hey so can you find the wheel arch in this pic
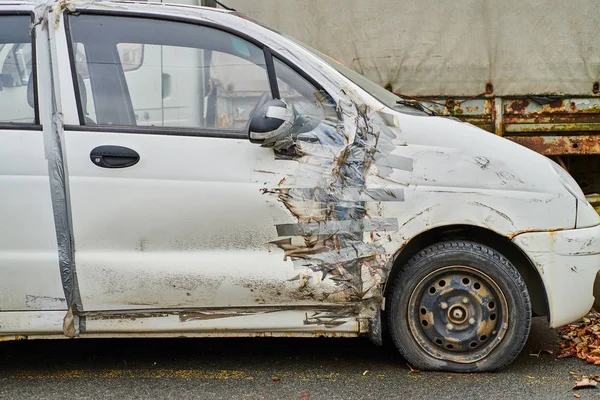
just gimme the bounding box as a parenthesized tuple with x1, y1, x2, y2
(383, 225, 549, 318)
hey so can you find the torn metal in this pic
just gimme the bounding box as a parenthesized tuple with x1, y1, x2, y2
(258, 88, 411, 330)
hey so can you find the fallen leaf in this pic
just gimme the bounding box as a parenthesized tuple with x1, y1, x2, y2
(558, 312, 600, 365)
(573, 378, 598, 390)
(527, 376, 535, 379)
(272, 376, 281, 382)
(406, 363, 420, 374)
(363, 370, 369, 376)
(299, 394, 311, 399)
(573, 394, 581, 398)
(529, 349, 552, 358)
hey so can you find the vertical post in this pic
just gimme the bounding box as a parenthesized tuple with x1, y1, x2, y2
(494, 96, 503, 136)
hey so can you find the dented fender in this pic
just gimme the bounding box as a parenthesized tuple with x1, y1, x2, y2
(512, 224, 600, 328)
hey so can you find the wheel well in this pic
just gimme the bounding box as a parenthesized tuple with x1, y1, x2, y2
(384, 225, 549, 317)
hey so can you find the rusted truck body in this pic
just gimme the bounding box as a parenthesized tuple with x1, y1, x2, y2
(213, 0, 600, 213)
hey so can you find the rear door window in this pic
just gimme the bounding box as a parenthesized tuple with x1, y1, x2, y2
(0, 15, 36, 125)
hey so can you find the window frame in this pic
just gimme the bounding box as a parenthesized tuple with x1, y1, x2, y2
(63, 10, 327, 139)
(0, 11, 41, 131)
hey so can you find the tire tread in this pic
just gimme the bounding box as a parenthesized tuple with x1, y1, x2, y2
(386, 240, 532, 372)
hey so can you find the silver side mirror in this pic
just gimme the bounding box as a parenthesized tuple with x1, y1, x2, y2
(248, 96, 293, 143)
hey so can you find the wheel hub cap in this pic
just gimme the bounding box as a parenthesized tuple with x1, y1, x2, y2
(407, 266, 509, 363)
(448, 304, 468, 324)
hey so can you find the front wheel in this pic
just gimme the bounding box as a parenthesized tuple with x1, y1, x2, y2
(387, 240, 531, 372)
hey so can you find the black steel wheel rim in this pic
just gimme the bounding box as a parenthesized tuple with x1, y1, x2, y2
(407, 265, 509, 363)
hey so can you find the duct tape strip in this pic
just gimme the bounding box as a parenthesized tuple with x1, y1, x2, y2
(276, 218, 399, 237)
(374, 154, 414, 172)
(290, 242, 385, 268)
(269, 187, 405, 202)
(35, 0, 82, 337)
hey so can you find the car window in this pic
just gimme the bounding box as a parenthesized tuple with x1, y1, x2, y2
(72, 43, 97, 123)
(0, 16, 36, 124)
(273, 57, 325, 124)
(68, 14, 272, 131)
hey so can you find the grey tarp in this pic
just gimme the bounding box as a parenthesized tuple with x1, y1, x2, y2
(225, 0, 600, 97)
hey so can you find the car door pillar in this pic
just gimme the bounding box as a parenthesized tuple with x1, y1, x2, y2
(34, 0, 82, 337)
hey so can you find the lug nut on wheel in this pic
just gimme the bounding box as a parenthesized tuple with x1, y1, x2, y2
(469, 317, 475, 325)
(462, 297, 469, 304)
(440, 302, 448, 310)
(446, 323, 454, 331)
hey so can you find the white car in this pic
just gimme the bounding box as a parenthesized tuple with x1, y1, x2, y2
(0, 0, 599, 372)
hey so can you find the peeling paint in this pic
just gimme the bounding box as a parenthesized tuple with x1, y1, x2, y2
(25, 295, 66, 309)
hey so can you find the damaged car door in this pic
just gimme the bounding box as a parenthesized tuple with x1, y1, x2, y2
(0, 13, 68, 318)
(62, 13, 357, 332)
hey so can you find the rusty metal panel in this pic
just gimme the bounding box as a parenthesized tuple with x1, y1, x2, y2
(414, 96, 600, 155)
(505, 135, 600, 155)
(588, 194, 600, 214)
(503, 98, 600, 137)
(411, 98, 495, 133)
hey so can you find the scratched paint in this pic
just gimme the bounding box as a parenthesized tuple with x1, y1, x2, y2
(4, 0, 596, 344)
(255, 90, 410, 330)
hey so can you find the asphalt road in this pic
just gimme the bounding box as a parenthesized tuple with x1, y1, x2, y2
(0, 317, 597, 400)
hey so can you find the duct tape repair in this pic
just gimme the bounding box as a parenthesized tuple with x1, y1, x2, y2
(34, 0, 83, 338)
(256, 88, 412, 340)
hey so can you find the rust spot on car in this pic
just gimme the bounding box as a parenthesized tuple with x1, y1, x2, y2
(548, 99, 564, 109)
(508, 227, 564, 240)
(0, 335, 28, 341)
(508, 99, 529, 114)
(92, 312, 171, 321)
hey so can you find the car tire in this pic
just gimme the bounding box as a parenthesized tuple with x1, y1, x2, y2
(386, 240, 531, 372)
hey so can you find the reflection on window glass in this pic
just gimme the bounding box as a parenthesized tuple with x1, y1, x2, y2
(0, 16, 35, 124)
(73, 43, 97, 123)
(121, 44, 270, 129)
(273, 57, 324, 123)
(69, 15, 272, 130)
(117, 43, 144, 72)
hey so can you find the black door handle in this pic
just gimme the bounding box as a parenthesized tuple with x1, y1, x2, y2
(90, 145, 140, 169)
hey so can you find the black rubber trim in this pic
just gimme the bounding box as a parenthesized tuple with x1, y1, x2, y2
(66, 9, 268, 50)
(64, 124, 247, 139)
(0, 123, 42, 131)
(63, 14, 85, 126)
(0, 10, 32, 16)
(264, 47, 280, 100)
(30, 13, 39, 125)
